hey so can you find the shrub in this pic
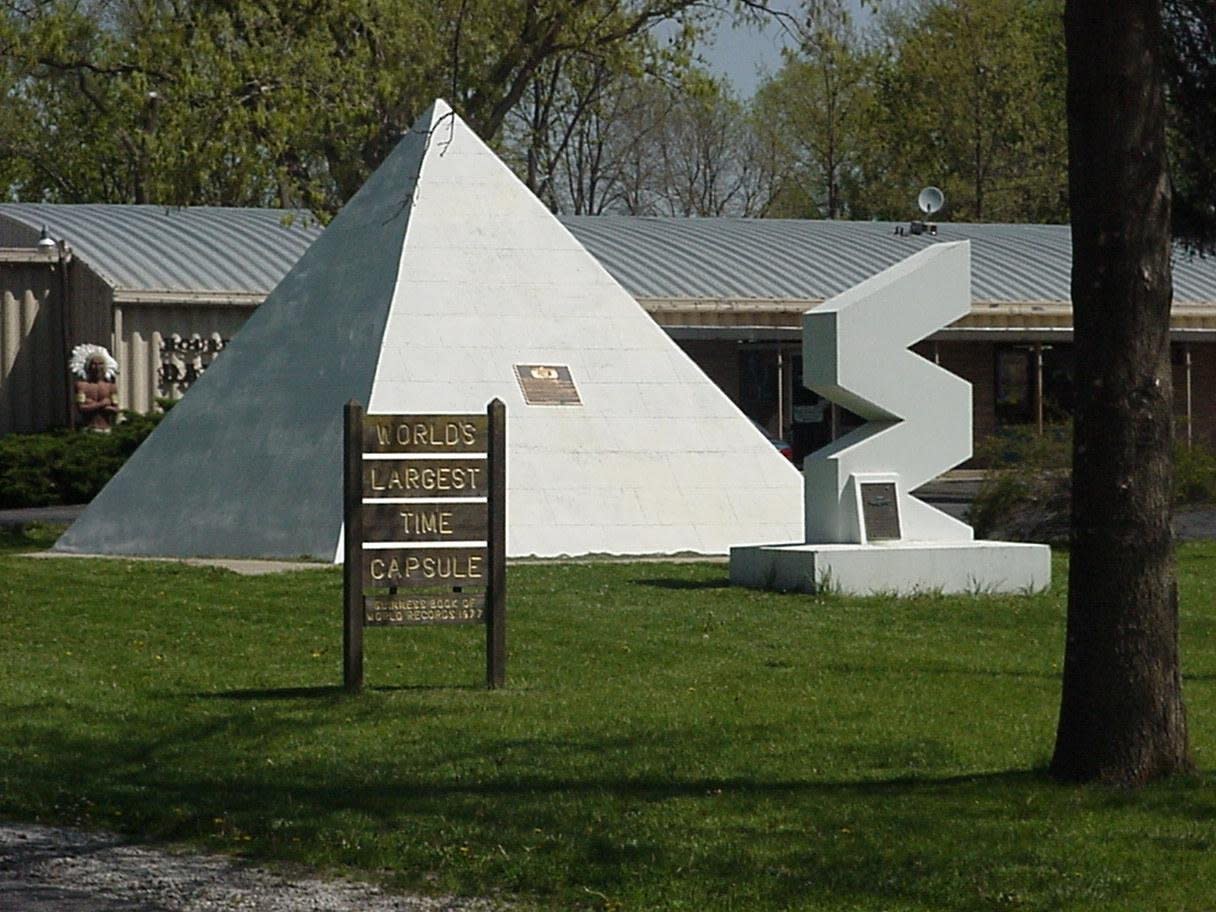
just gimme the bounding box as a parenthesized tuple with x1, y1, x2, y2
(0, 411, 165, 508)
(969, 423, 1216, 543)
(969, 425, 1072, 544)
(1174, 441, 1216, 504)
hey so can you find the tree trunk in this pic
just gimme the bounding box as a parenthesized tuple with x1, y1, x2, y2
(1051, 0, 1191, 785)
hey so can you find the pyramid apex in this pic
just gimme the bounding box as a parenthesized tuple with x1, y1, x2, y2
(415, 98, 456, 131)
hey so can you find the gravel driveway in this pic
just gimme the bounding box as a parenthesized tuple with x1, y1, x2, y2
(0, 823, 501, 912)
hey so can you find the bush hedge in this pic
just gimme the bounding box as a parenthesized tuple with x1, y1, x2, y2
(969, 425, 1072, 544)
(970, 422, 1216, 543)
(0, 411, 164, 508)
(1175, 441, 1216, 504)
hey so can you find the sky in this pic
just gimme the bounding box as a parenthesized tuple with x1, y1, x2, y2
(696, 0, 801, 97)
(691, 1, 873, 97)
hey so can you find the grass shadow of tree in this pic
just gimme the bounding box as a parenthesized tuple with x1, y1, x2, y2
(5, 710, 1208, 911)
(632, 578, 732, 590)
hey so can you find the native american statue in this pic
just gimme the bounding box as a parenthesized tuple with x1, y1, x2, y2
(69, 343, 120, 432)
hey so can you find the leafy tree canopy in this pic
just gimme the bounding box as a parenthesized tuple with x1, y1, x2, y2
(1164, 0, 1216, 251)
(0, 0, 709, 214)
(755, 0, 1068, 223)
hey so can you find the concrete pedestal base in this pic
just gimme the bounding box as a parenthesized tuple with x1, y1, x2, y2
(729, 540, 1051, 595)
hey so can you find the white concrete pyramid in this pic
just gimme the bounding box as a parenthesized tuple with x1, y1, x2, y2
(55, 101, 803, 560)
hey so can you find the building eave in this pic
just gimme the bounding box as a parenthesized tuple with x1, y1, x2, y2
(112, 289, 266, 306)
(0, 247, 63, 264)
(640, 296, 1216, 336)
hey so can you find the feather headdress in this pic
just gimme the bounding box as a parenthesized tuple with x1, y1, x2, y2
(69, 343, 119, 381)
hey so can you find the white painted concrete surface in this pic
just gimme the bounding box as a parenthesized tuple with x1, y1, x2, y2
(804, 242, 974, 544)
(55, 101, 803, 561)
(730, 242, 1051, 596)
(729, 540, 1051, 595)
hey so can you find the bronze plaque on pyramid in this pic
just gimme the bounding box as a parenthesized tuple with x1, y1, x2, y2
(514, 364, 581, 406)
(860, 482, 901, 541)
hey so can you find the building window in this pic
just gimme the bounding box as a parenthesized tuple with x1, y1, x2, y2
(995, 347, 1033, 424)
(1041, 345, 1074, 422)
(739, 346, 778, 428)
(994, 344, 1074, 426)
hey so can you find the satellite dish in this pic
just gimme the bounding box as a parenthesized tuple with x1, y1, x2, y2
(917, 186, 945, 216)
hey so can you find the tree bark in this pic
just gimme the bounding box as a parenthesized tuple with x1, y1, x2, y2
(1051, 0, 1191, 784)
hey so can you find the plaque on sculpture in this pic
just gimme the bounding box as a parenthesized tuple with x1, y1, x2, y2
(514, 364, 581, 406)
(860, 483, 901, 541)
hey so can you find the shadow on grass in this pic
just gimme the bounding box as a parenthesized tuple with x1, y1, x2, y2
(632, 577, 732, 591)
(0, 524, 64, 555)
(193, 685, 347, 700)
(819, 661, 1062, 681)
(193, 684, 483, 701)
(0, 710, 1144, 912)
(5, 708, 1213, 912)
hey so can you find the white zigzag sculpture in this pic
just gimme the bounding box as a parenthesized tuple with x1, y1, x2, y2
(803, 241, 973, 543)
(730, 240, 1052, 595)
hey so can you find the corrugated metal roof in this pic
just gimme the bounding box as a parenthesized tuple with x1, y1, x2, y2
(0, 203, 323, 295)
(3, 203, 1215, 305)
(560, 216, 1216, 305)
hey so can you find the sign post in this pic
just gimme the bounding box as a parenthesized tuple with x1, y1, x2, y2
(487, 398, 507, 688)
(343, 401, 364, 692)
(343, 400, 506, 692)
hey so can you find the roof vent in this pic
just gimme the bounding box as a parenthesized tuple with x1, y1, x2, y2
(894, 221, 938, 237)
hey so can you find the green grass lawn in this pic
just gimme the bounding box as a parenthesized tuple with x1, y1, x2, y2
(2, 526, 1215, 910)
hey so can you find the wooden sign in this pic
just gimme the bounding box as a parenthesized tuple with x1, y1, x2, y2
(362, 415, 488, 453)
(364, 593, 486, 626)
(361, 502, 489, 543)
(343, 400, 506, 692)
(362, 548, 487, 587)
(362, 459, 488, 498)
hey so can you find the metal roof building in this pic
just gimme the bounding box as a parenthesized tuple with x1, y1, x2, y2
(570, 216, 1085, 302)
(0, 204, 321, 302)
(563, 216, 1216, 340)
(7, 202, 1216, 307)
(3, 203, 1216, 447)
